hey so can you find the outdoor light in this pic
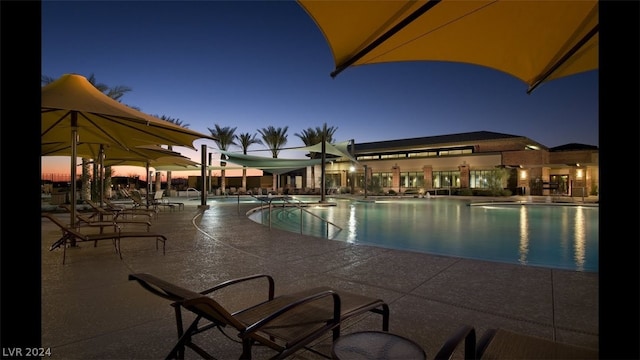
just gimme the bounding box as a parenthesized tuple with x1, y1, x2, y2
(349, 165, 355, 172)
(576, 169, 584, 179)
(520, 170, 528, 180)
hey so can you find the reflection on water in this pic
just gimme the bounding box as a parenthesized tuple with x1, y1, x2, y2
(574, 207, 586, 271)
(249, 198, 598, 272)
(346, 203, 357, 243)
(518, 206, 529, 265)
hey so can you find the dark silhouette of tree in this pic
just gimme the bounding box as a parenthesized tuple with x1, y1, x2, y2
(237, 132, 263, 192)
(208, 124, 238, 194)
(257, 126, 289, 192)
(155, 115, 190, 194)
(295, 123, 337, 191)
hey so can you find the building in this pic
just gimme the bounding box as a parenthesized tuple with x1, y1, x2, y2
(315, 131, 598, 197)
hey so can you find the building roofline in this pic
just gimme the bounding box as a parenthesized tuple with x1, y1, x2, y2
(352, 130, 547, 152)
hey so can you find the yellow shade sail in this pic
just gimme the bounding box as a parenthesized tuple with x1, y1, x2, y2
(42, 73, 214, 149)
(297, 0, 598, 93)
(41, 73, 214, 226)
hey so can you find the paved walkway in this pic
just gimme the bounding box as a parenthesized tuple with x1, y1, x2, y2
(41, 197, 598, 359)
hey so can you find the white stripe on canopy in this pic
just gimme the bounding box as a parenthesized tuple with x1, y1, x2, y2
(217, 150, 323, 170)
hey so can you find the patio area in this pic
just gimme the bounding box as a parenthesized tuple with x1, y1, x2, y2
(40, 197, 598, 359)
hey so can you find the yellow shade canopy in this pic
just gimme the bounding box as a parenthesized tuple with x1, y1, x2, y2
(41, 73, 214, 226)
(103, 155, 200, 169)
(42, 73, 214, 149)
(297, 0, 598, 93)
(42, 143, 183, 160)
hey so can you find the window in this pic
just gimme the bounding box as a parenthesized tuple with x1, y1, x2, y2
(400, 172, 424, 188)
(470, 170, 492, 189)
(433, 171, 460, 188)
(380, 154, 402, 159)
(375, 172, 393, 187)
(325, 173, 341, 189)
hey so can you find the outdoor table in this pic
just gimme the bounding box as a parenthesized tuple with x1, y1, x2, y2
(331, 331, 426, 360)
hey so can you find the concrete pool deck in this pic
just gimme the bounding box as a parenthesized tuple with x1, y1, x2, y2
(40, 196, 599, 359)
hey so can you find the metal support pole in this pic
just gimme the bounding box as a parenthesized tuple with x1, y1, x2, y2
(320, 135, 327, 203)
(70, 113, 78, 237)
(208, 152, 213, 193)
(199, 144, 209, 209)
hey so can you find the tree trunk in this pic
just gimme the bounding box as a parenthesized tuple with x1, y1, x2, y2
(104, 167, 113, 200)
(81, 158, 91, 202)
(155, 171, 162, 193)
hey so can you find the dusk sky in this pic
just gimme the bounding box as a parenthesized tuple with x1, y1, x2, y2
(41, 0, 599, 179)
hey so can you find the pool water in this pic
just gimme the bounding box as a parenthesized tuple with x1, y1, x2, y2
(247, 197, 599, 272)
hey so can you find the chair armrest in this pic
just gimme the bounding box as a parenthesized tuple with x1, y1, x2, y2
(239, 289, 341, 337)
(128, 273, 203, 302)
(200, 274, 275, 300)
(433, 325, 477, 360)
(475, 328, 497, 359)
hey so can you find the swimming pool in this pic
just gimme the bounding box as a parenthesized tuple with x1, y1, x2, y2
(245, 197, 598, 272)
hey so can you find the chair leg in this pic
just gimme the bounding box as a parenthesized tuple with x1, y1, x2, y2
(240, 338, 253, 360)
(166, 317, 201, 360)
(172, 304, 186, 359)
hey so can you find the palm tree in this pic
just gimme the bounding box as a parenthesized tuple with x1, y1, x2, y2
(237, 132, 263, 192)
(208, 124, 238, 194)
(156, 115, 190, 195)
(294, 128, 320, 191)
(257, 126, 289, 192)
(42, 74, 135, 202)
(317, 123, 339, 202)
(295, 124, 338, 191)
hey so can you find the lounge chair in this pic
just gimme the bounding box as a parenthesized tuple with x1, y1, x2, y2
(130, 190, 160, 217)
(118, 187, 132, 199)
(150, 190, 184, 211)
(95, 198, 157, 220)
(42, 213, 166, 264)
(58, 204, 117, 233)
(475, 328, 598, 359)
(128, 272, 390, 359)
(433, 325, 598, 359)
(61, 203, 152, 232)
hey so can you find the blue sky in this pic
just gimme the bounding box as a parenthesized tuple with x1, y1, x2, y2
(41, 0, 599, 177)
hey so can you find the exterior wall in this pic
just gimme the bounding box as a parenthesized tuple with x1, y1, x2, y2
(502, 150, 548, 166)
(392, 164, 400, 190)
(423, 166, 433, 189)
(549, 150, 597, 165)
(310, 135, 597, 197)
(459, 164, 469, 188)
(474, 139, 532, 152)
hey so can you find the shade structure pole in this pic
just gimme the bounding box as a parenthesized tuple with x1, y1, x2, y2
(320, 135, 326, 203)
(69, 112, 78, 244)
(99, 145, 105, 208)
(146, 163, 151, 208)
(208, 153, 213, 193)
(201, 143, 207, 207)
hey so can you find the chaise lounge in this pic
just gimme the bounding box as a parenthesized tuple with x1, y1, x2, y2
(42, 213, 166, 264)
(128, 272, 390, 359)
